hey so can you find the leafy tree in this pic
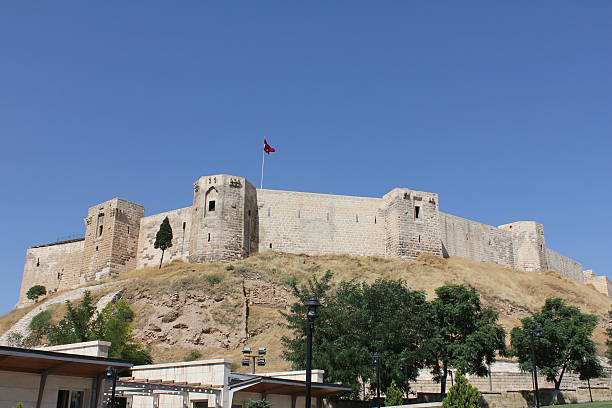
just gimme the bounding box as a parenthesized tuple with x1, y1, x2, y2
(26, 285, 46, 301)
(510, 298, 601, 401)
(384, 380, 403, 406)
(91, 299, 152, 365)
(27, 310, 52, 345)
(441, 369, 481, 408)
(48, 291, 96, 344)
(154, 216, 173, 269)
(47, 290, 152, 365)
(606, 308, 612, 365)
(424, 285, 506, 397)
(5, 310, 53, 348)
(246, 400, 272, 408)
(282, 272, 430, 394)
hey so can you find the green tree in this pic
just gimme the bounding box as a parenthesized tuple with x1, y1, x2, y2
(46, 291, 152, 365)
(27, 310, 52, 345)
(245, 400, 272, 408)
(154, 216, 173, 269)
(424, 285, 506, 397)
(26, 285, 47, 301)
(47, 291, 96, 344)
(281, 272, 430, 394)
(441, 369, 481, 408)
(384, 380, 404, 406)
(510, 298, 601, 401)
(606, 308, 612, 365)
(91, 299, 152, 365)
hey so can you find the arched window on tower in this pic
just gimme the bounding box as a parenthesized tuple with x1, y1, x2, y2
(205, 187, 218, 216)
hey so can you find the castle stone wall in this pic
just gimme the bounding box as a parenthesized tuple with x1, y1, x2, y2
(584, 270, 612, 296)
(18, 239, 85, 306)
(137, 207, 193, 268)
(19, 173, 609, 307)
(546, 248, 584, 282)
(382, 188, 442, 259)
(81, 198, 144, 281)
(257, 189, 385, 257)
(440, 213, 514, 267)
(499, 222, 548, 273)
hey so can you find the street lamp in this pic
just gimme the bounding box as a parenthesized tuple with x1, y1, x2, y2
(241, 346, 267, 374)
(106, 366, 117, 408)
(530, 326, 543, 408)
(305, 296, 321, 408)
(373, 353, 381, 408)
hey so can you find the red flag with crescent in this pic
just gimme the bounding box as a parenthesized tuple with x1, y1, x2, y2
(264, 139, 275, 154)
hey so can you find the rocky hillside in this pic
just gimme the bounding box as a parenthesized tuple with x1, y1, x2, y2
(1, 252, 611, 372)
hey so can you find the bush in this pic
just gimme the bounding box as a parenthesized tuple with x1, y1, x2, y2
(385, 380, 404, 406)
(442, 369, 481, 408)
(246, 400, 272, 408)
(205, 274, 223, 285)
(226, 265, 234, 271)
(26, 285, 46, 301)
(184, 350, 202, 361)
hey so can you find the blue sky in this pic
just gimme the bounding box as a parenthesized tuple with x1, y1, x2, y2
(1, 2, 611, 314)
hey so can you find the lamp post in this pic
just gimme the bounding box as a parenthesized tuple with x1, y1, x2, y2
(241, 346, 267, 374)
(373, 353, 381, 408)
(305, 296, 321, 408)
(530, 327, 543, 408)
(106, 366, 117, 408)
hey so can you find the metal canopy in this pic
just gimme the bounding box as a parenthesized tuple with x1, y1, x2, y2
(229, 375, 351, 397)
(115, 378, 221, 397)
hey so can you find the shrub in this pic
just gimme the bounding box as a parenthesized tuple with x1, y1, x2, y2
(205, 274, 223, 285)
(441, 369, 481, 408)
(226, 265, 235, 271)
(384, 380, 404, 406)
(184, 350, 202, 362)
(26, 285, 46, 301)
(246, 400, 272, 408)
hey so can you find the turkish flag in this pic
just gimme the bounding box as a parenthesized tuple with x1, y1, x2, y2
(264, 139, 275, 154)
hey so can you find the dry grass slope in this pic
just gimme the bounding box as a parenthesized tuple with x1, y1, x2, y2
(1, 251, 609, 373)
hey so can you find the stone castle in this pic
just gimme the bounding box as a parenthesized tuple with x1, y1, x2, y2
(18, 174, 612, 306)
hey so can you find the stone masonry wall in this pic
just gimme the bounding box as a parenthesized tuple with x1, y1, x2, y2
(440, 213, 514, 267)
(257, 189, 385, 257)
(584, 270, 612, 296)
(546, 248, 584, 282)
(81, 198, 145, 281)
(137, 207, 193, 269)
(499, 222, 548, 273)
(382, 188, 442, 259)
(18, 239, 84, 306)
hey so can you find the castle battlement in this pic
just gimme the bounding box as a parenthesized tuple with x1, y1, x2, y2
(17, 174, 611, 306)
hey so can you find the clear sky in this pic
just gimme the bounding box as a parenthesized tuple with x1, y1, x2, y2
(1, 2, 611, 315)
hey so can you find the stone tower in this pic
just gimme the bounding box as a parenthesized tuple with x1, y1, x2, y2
(81, 198, 145, 281)
(499, 221, 548, 272)
(189, 174, 258, 263)
(382, 188, 442, 259)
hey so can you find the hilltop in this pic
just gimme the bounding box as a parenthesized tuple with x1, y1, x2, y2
(1, 252, 610, 372)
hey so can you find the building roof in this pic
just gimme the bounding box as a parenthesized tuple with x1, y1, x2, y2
(229, 374, 352, 397)
(0, 345, 132, 377)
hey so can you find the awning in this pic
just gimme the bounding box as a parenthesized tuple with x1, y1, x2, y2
(0, 345, 132, 377)
(230, 375, 351, 397)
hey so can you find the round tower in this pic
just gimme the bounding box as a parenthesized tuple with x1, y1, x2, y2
(188, 174, 258, 263)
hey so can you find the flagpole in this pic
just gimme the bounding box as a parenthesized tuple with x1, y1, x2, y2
(260, 146, 265, 190)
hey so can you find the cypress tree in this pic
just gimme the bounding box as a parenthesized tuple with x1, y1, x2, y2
(154, 217, 173, 269)
(442, 369, 481, 408)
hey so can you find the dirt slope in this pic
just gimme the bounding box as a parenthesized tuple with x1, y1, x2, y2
(2, 251, 610, 372)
